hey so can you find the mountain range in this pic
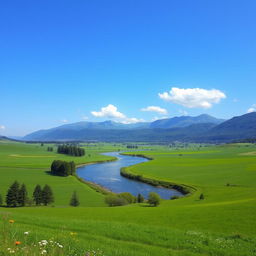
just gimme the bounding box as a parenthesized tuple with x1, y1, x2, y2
(22, 113, 256, 143)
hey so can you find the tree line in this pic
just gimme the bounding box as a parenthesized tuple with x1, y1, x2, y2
(57, 145, 85, 156)
(126, 145, 138, 149)
(1, 181, 54, 207)
(105, 192, 161, 207)
(51, 160, 76, 176)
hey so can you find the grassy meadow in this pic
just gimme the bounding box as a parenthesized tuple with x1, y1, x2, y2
(0, 141, 256, 255)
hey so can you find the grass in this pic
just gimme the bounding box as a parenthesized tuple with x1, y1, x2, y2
(0, 141, 256, 255)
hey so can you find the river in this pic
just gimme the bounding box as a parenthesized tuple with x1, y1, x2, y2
(76, 152, 182, 199)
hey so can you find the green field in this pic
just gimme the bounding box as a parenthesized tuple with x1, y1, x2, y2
(0, 141, 256, 256)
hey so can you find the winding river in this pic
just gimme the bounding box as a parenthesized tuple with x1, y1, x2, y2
(77, 152, 182, 199)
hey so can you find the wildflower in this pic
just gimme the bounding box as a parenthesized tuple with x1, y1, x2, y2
(7, 248, 15, 253)
(56, 242, 63, 248)
(39, 240, 48, 246)
(15, 241, 21, 245)
(41, 249, 47, 254)
(70, 232, 77, 236)
(9, 219, 15, 224)
(24, 231, 29, 235)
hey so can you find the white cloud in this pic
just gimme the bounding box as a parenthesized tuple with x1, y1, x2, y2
(0, 125, 5, 130)
(60, 119, 68, 123)
(120, 117, 145, 124)
(91, 104, 143, 124)
(91, 104, 125, 118)
(159, 87, 226, 109)
(247, 108, 255, 113)
(247, 104, 256, 113)
(141, 106, 168, 115)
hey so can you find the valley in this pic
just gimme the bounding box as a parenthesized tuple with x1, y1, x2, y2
(0, 140, 256, 255)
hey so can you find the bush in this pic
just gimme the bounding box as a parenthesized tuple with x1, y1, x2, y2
(170, 195, 180, 200)
(148, 192, 160, 206)
(105, 194, 128, 207)
(119, 192, 136, 204)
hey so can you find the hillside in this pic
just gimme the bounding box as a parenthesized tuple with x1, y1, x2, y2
(23, 113, 256, 143)
(150, 114, 224, 128)
(23, 114, 221, 141)
(23, 123, 216, 142)
(204, 112, 256, 142)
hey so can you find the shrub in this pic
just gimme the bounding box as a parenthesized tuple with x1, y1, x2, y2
(171, 195, 180, 200)
(105, 194, 128, 207)
(119, 192, 136, 204)
(148, 192, 160, 207)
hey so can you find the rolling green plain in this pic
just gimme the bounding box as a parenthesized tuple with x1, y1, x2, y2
(0, 140, 256, 255)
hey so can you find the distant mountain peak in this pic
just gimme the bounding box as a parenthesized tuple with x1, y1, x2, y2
(150, 114, 225, 129)
(22, 113, 256, 143)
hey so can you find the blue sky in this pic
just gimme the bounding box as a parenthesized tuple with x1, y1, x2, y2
(1, 0, 256, 136)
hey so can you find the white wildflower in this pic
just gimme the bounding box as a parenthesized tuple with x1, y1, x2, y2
(41, 249, 47, 254)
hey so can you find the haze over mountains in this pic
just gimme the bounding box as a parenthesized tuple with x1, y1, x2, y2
(21, 113, 256, 143)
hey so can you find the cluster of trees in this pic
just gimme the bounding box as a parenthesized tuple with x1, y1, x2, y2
(51, 160, 76, 176)
(33, 184, 54, 206)
(47, 146, 53, 151)
(126, 145, 138, 149)
(0, 182, 81, 208)
(57, 145, 85, 157)
(105, 192, 160, 207)
(1, 181, 54, 207)
(234, 138, 256, 143)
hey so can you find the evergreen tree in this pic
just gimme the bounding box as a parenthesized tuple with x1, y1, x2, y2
(6, 181, 20, 207)
(42, 185, 54, 206)
(33, 185, 42, 205)
(0, 194, 3, 206)
(199, 193, 204, 200)
(18, 183, 28, 206)
(137, 193, 144, 203)
(70, 161, 76, 175)
(57, 144, 85, 156)
(70, 191, 80, 207)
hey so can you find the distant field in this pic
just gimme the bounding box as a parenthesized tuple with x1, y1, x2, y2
(0, 141, 256, 256)
(0, 141, 123, 206)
